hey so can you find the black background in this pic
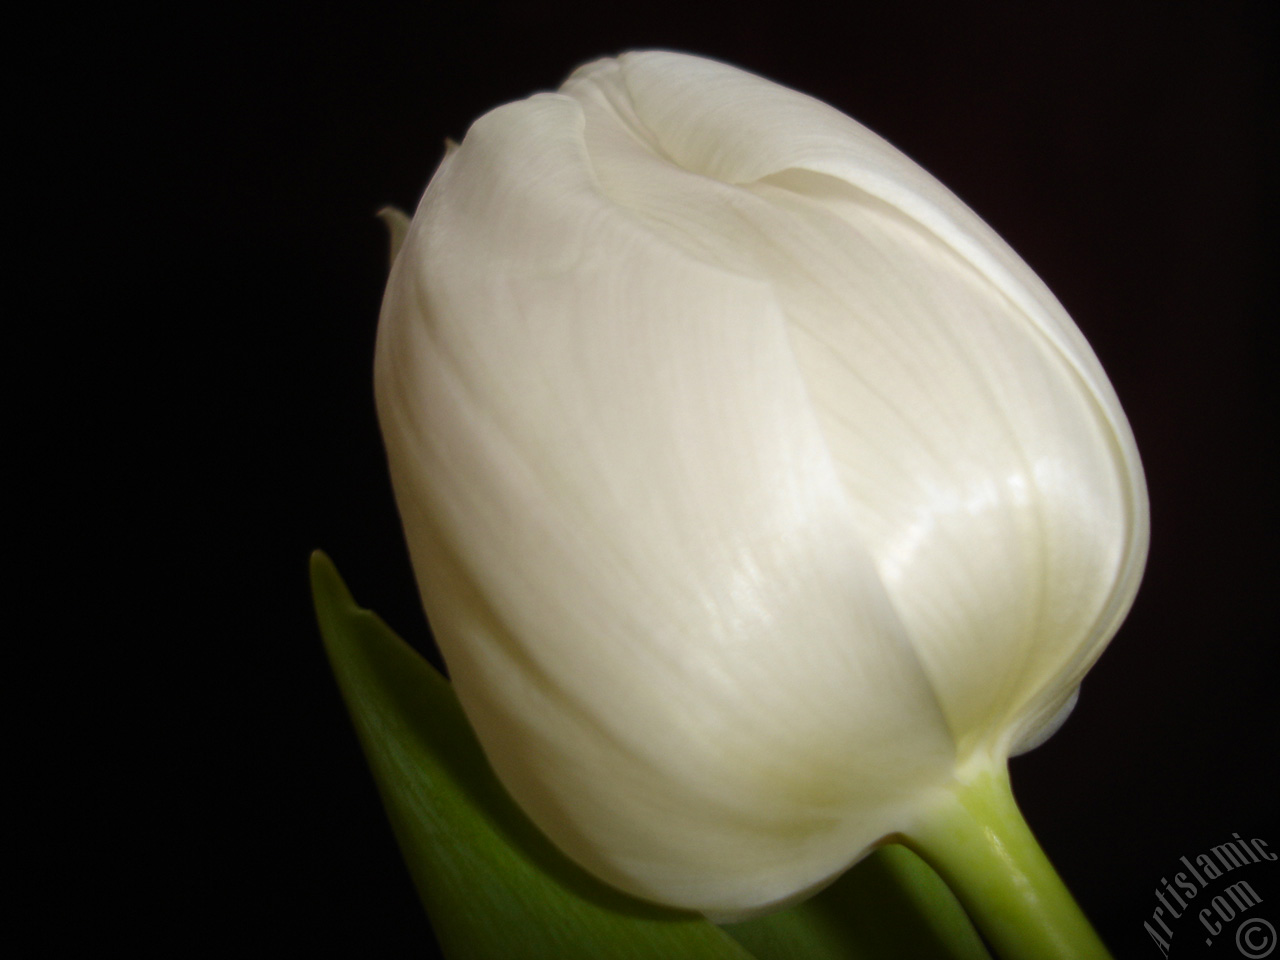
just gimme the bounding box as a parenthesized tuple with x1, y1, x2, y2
(48, 0, 1272, 956)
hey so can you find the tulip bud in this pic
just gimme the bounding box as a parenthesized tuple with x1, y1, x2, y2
(374, 50, 1148, 919)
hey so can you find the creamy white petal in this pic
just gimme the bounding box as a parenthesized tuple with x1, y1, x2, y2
(1009, 686, 1079, 757)
(563, 52, 1148, 758)
(376, 93, 954, 915)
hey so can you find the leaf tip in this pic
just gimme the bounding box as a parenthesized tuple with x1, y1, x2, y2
(376, 206, 412, 266)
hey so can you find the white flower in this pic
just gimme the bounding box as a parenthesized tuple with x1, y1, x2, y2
(374, 50, 1148, 918)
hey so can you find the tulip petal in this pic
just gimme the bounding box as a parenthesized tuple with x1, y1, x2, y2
(564, 52, 1148, 759)
(376, 92, 956, 914)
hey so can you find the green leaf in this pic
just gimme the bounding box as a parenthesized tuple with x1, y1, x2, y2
(311, 550, 757, 960)
(312, 550, 991, 960)
(723, 845, 991, 960)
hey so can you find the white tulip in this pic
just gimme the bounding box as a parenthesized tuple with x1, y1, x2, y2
(374, 50, 1148, 920)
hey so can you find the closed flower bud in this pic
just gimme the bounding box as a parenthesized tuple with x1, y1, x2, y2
(374, 50, 1148, 919)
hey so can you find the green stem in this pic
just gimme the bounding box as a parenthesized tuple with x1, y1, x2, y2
(901, 764, 1112, 960)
